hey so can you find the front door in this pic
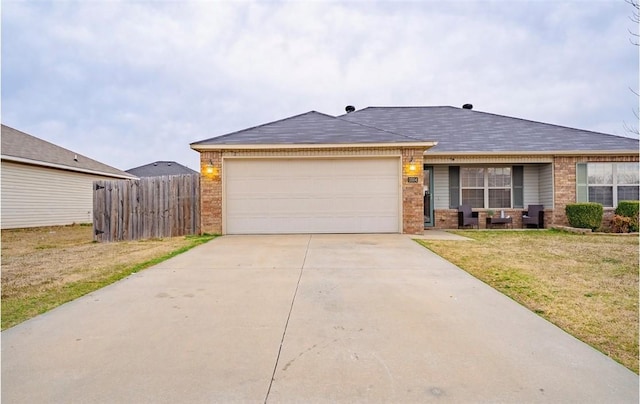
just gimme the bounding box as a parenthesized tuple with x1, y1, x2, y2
(424, 165, 434, 227)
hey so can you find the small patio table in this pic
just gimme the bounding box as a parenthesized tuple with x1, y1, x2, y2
(486, 216, 513, 229)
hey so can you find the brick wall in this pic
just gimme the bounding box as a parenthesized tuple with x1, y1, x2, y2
(433, 209, 459, 229)
(553, 155, 639, 226)
(432, 208, 550, 229)
(196, 146, 429, 235)
(402, 148, 426, 234)
(428, 154, 638, 230)
(197, 149, 637, 233)
(199, 151, 222, 234)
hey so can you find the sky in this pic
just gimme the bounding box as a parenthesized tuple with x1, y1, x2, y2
(2, 0, 638, 173)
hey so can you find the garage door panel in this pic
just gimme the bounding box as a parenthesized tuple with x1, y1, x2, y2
(225, 158, 400, 234)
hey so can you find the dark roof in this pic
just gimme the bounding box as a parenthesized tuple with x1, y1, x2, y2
(190, 106, 639, 153)
(191, 111, 427, 146)
(1, 124, 136, 178)
(126, 161, 199, 177)
(340, 106, 639, 153)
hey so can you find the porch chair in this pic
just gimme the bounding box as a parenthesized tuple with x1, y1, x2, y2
(457, 204, 479, 229)
(522, 204, 544, 228)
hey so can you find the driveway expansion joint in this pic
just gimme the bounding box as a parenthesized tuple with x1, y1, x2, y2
(264, 234, 312, 403)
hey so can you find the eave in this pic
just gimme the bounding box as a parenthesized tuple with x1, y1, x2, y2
(191, 142, 438, 151)
(424, 149, 639, 156)
(1, 155, 138, 179)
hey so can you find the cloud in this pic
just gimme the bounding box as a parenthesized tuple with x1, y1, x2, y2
(2, 0, 637, 171)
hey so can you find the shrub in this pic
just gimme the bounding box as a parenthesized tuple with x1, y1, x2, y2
(565, 203, 603, 231)
(611, 215, 632, 233)
(615, 200, 639, 232)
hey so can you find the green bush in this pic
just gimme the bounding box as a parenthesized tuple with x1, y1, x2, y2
(565, 203, 603, 231)
(615, 200, 639, 232)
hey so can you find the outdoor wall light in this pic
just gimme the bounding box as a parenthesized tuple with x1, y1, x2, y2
(204, 159, 218, 177)
(408, 157, 417, 172)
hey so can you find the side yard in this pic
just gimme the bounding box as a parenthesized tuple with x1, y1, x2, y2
(1, 225, 214, 330)
(417, 230, 639, 373)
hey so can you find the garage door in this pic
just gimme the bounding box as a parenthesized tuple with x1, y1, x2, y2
(225, 158, 400, 234)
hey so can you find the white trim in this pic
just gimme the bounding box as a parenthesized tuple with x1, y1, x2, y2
(586, 162, 640, 207)
(425, 150, 638, 156)
(460, 166, 513, 209)
(1, 155, 137, 179)
(424, 156, 553, 166)
(192, 142, 436, 151)
(221, 153, 402, 160)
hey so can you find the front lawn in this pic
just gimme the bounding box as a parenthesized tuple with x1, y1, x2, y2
(416, 230, 639, 373)
(1, 225, 215, 330)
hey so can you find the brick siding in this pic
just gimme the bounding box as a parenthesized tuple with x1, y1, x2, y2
(199, 151, 223, 234)
(198, 150, 638, 234)
(430, 154, 638, 230)
(553, 155, 639, 226)
(432, 208, 549, 229)
(197, 147, 429, 235)
(402, 148, 426, 234)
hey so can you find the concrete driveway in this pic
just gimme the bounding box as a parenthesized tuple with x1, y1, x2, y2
(2, 234, 637, 403)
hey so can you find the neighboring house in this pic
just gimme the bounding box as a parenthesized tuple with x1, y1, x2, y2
(1, 124, 136, 229)
(126, 161, 199, 177)
(190, 106, 639, 235)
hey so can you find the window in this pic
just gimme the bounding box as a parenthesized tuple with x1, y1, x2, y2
(461, 168, 484, 208)
(584, 162, 639, 207)
(460, 167, 511, 208)
(617, 163, 640, 202)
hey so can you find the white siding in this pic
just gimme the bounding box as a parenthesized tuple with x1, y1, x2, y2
(1, 161, 110, 229)
(523, 165, 540, 207)
(539, 164, 554, 208)
(522, 164, 554, 208)
(432, 165, 450, 209)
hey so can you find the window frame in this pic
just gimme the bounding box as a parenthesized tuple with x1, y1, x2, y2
(460, 166, 513, 209)
(585, 162, 640, 207)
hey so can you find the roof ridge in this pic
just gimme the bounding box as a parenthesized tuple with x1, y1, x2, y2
(335, 115, 426, 142)
(127, 160, 186, 170)
(362, 105, 455, 109)
(338, 106, 456, 117)
(346, 106, 637, 139)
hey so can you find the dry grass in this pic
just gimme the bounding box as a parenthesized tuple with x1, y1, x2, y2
(3, 226, 637, 373)
(1, 225, 214, 329)
(416, 230, 639, 373)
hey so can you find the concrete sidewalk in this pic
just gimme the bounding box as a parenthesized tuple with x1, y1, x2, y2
(414, 229, 473, 240)
(2, 234, 637, 403)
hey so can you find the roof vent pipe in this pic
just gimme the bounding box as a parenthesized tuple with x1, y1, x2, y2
(462, 104, 473, 110)
(345, 105, 355, 113)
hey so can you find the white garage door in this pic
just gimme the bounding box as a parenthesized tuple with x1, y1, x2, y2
(225, 158, 400, 234)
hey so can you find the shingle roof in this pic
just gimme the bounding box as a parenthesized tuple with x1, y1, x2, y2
(190, 106, 638, 154)
(126, 161, 199, 177)
(340, 106, 639, 153)
(191, 111, 428, 146)
(1, 124, 136, 178)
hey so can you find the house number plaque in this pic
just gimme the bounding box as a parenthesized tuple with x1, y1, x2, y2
(407, 177, 419, 183)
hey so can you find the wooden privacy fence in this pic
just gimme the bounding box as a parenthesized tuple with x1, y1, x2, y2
(93, 174, 200, 242)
